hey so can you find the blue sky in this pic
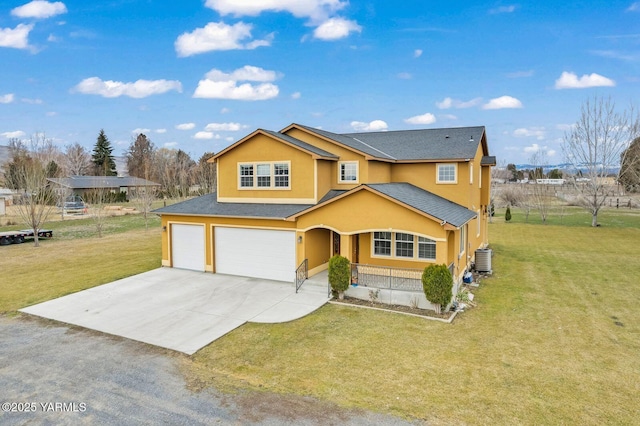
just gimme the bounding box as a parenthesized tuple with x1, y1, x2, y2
(1, 0, 639, 164)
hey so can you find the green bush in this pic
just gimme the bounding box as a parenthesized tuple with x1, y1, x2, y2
(328, 255, 350, 299)
(505, 205, 512, 222)
(422, 264, 453, 311)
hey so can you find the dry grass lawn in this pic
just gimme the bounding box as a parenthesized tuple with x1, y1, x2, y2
(184, 214, 640, 424)
(0, 223, 161, 313)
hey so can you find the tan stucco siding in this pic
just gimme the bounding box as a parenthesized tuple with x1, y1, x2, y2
(303, 228, 331, 270)
(368, 161, 391, 183)
(296, 189, 447, 239)
(216, 133, 315, 202)
(316, 159, 333, 199)
(285, 128, 366, 189)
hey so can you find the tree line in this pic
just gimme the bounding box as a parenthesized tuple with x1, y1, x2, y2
(2, 129, 216, 199)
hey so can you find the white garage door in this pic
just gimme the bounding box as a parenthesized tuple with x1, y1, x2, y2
(215, 227, 295, 282)
(171, 224, 205, 271)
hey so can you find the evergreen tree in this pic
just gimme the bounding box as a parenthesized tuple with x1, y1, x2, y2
(505, 205, 512, 222)
(619, 137, 640, 193)
(126, 133, 155, 179)
(92, 129, 117, 176)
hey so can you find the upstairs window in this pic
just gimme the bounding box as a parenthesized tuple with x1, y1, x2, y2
(256, 164, 271, 187)
(437, 163, 457, 184)
(274, 163, 289, 187)
(238, 162, 290, 189)
(339, 161, 358, 183)
(240, 165, 254, 187)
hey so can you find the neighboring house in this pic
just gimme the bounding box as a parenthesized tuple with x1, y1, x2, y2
(154, 123, 495, 287)
(48, 176, 160, 198)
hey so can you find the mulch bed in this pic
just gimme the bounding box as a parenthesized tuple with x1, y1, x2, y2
(330, 295, 454, 320)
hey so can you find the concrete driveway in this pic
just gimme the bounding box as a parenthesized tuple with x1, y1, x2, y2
(19, 268, 329, 355)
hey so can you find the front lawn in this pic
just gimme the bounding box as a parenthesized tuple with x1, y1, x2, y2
(0, 215, 161, 313)
(184, 212, 640, 424)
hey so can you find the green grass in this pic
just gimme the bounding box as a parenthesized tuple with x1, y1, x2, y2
(3, 208, 639, 424)
(0, 214, 161, 313)
(183, 214, 640, 424)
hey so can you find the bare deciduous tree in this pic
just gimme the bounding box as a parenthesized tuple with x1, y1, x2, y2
(65, 143, 91, 176)
(3, 134, 56, 247)
(84, 186, 110, 238)
(529, 150, 552, 223)
(563, 96, 640, 226)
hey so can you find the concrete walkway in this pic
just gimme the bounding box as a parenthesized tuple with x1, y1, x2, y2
(20, 268, 330, 355)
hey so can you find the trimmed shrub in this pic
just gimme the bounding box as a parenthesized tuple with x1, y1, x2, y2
(422, 264, 453, 312)
(328, 255, 350, 299)
(505, 205, 512, 222)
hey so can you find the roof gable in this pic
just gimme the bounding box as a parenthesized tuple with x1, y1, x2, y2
(288, 183, 476, 228)
(211, 129, 338, 162)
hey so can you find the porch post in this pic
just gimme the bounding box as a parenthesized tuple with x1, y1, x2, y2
(340, 234, 352, 262)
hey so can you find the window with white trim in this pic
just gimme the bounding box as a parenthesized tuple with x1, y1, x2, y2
(395, 233, 414, 258)
(274, 163, 289, 187)
(238, 162, 290, 189)
(257, 163, 271, 187)
(479, 165, 482, 188)
(339, 161, 358, 183)
(437, 163, 457, 183)
(470, 163, 474, 184)
(477, 210, 481, 237)
(373, 231, 391, 256)
(459, 225, 467, 255)
(240, 164, 254, 187)
(418, 236, 436, 260)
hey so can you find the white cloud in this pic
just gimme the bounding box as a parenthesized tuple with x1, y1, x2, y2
(204, 0, 347, 22)
(194, 131, 215, 140)
(524, 144, 556, 157)
(397, 72, 412, 80)
(1, 130, 26, 138)
(627, 2, 640, 11)
(440, 114, 458, 120)
(350, 120, 388, 132)
(482, 95, 523, 110)
(156, 128, 167, 134)
(436, 96, 483, 109)
(176, 123, 196, 130)
(220, 107, 230, 114)
(0, 24, 33, 49)
(404, 112, 436, 125)
(0, 94, 15, 104)
(132, 128, 151, 135)
(73, 77, 182, 98)
(513, 127, 546, 140)
(414, 49, 423, 58)
(489, 5, 516, 14)
(193, 65, 280, 101)
(291, 91, 301, 99)
(164, 142, 178, 148)
(554, 71, 615, 89)
(175, 22, 272, 57)
(204, 122, 243, 131)
(11, 1, 67, 19)
(313, 17, 361, 40)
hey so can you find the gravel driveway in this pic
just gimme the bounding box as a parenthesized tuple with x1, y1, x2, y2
(0, 316, 418, 425)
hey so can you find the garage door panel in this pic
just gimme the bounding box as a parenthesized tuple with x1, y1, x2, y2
(215, 227, 295, 282)
(171, 224, 205, 272)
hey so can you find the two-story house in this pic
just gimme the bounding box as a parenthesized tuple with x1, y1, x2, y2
(155, 123, 495, 286)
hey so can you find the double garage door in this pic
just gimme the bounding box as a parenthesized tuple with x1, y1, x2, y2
(171, 224, 296, 282)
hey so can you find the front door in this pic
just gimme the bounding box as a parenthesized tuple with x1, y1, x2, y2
(333, 232, 341, 255)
